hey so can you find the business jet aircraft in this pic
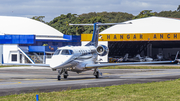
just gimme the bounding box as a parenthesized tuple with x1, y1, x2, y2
(3, 22, 177, 80)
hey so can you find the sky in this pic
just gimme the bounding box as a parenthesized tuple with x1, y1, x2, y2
(0, 0, 179, 22)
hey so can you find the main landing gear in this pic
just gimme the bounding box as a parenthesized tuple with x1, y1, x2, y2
(63, 71, 68, 79)
(57, 69, 69, 81)
(93, 68, 102, 78)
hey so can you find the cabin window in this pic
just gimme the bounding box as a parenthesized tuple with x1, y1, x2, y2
(80, 50, 82, 55)
(54, 49, 61, 55)
(84, 50, 87, 55)
(83, 50, 85, 55)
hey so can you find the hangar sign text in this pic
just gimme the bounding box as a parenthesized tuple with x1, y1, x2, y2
(100, 33, 179, 41)
(81, 33, 180, 41)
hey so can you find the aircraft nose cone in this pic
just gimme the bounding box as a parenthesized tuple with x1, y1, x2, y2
(49, 56, 64, 68)
(49, 55, 71, 69)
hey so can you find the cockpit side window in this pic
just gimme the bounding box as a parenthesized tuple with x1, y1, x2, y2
(54, 49, 61, 55)
(61, 49, 74, 55)
(69, 50, 73, 55)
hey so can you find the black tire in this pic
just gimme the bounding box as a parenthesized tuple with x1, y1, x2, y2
(64, 75, 68, 79)
(95, 72, 99, 78)
(57, 75, 61, 80)
(64, 71, 68, 79)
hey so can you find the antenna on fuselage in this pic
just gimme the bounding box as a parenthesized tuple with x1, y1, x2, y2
(69, 22, 132, 47)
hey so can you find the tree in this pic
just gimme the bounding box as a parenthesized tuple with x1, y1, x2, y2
(156, 10, 180, 18)
(177, 5, 180, 11)
(133, 10, 155, 19)
(31, 16, 45, 23)
(156, 11, 173, 17)
(48, 12, 134, 35)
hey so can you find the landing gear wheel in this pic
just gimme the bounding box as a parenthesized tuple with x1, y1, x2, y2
(95, 71, 99, 78)
(63, 71, 68, 79)
(64, 75, 68, 79)
(57, 75, 61, 81)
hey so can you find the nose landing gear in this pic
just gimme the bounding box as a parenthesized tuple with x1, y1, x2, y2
(57, 69, 69, 80)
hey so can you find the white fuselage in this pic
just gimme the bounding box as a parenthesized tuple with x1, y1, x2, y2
(50, 46, 97, 72)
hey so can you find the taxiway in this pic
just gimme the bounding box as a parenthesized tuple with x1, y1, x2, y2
(0, 66, 180, 96)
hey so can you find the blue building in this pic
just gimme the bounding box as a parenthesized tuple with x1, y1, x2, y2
(0, 16, 81, 64)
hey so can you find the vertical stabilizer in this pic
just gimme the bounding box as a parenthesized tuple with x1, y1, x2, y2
(69, 22, 129, 47)
(85, 23, 99, 47)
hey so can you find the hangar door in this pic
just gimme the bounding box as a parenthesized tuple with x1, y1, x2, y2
(108, 41, 180, 61)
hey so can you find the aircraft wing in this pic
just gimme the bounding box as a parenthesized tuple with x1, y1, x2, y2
(86, 60, 175, 68)
(3, 63, 50, 67)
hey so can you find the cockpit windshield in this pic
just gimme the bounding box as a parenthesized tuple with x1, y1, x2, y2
(54, 49, 61, 55)
(61, 49, 73, 55)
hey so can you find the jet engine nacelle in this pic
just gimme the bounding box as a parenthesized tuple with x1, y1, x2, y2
(96, 45, 109, 56)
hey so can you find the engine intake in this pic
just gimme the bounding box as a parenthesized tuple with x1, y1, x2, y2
(96, 45, 109, 56)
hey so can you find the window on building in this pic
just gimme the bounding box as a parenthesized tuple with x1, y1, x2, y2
(42, 42, 48, 46)
(72, 42, 77, 46)
(12, 54, 17, 61)
(62, 42, 67, 46)
(52, 42, 58, 46)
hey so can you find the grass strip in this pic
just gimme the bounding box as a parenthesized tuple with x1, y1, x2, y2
(1, 79, 180, 101)
(0, 65, 26, 68)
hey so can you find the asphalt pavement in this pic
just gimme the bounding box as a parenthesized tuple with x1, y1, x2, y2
(0, 66, 180, 96)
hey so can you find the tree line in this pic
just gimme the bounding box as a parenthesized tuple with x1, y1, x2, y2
(32, 5, 180, 35)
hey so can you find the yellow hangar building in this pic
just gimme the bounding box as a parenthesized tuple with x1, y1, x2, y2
(81, 16, 180, 62)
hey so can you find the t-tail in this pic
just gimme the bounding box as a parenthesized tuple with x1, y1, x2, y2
(85, 23, 99, 47)
(69, 22, 132, 47)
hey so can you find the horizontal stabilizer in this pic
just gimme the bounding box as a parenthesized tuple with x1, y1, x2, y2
(69, 22, 132, 26)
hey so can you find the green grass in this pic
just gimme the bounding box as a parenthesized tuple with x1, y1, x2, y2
(0, 65, 26, 68)
(0, 65, 17, 68)
(100, 65, 180, 69)
(1, 79, 180, 101)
